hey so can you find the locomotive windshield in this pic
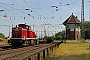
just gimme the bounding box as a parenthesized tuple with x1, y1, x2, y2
(25, 25, 28, 29)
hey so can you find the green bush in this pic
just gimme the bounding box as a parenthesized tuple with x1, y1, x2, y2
(0, 33, 5, 39)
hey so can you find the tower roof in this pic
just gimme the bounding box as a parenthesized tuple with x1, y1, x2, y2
(63, 13, 81, 26)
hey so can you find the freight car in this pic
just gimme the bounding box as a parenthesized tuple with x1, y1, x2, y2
(38, 37, 53, 44)
(8, 23, 38, 47)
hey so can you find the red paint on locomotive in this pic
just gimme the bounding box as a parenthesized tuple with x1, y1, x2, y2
(12, 23, 36, 38)
(8, 23, 39, 47)
(30, 30, 35, 38)
(27, 29, 36, 38)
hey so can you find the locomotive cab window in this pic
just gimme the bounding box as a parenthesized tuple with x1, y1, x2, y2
(24, 25, 28, 29)
(26, 26, 28, 29)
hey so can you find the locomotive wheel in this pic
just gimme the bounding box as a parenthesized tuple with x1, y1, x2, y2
(11, 42, 22, 47)
(12, 44, 15, 47)
(31, 40, 34, 46)
(28, 41, 31, 46)
(18, 40, 22, 47)
(18, 43, 22, 47)
(34, 40, 38, 45)
(12, 43, 17, 47)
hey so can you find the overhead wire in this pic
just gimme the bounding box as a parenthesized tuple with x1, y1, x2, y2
(0, 2, 34, 18)
(66, 0, 79, 14)
(22, 0, 58, 20)
(49, 0, 79, 24)
(12, 1, 25, 10)
(58, 0, 80, 22)
(21, 0, 52, 27)
(0, 4, 23, 18)
(0, 0, 81, 22)
(11, 1, 36, 24)
(23, 0, 41, 16)
(0, 0, 59, 21)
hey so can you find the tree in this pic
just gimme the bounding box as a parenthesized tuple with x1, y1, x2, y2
(0, 33, 5, 39)
(82, 21, 90, 39)
(54, 30, 65, 40)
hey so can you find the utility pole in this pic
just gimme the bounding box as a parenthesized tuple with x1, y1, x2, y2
(81, 0, 84, 23)
(81, 0, 85, 39)
(33, 25, 34, 31)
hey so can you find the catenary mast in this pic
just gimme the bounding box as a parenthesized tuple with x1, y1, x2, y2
(81, 0, 85, 39)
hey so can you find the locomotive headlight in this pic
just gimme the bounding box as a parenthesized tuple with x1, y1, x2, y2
(22, 36, 25, 40)
(22, 36, 25, 38)
(16, 28, 18, 29)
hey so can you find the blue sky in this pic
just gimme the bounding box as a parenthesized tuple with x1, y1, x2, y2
(0, 0, 90, 37)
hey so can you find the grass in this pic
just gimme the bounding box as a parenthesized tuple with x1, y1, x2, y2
(44, 40, 90, 60)
(0, 40, 8, 45)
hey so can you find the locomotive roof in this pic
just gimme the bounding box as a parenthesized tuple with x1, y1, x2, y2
(18, 23, 28, 26)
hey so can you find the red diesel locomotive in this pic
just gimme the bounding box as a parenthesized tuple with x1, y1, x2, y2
(8, 23, 38, 47)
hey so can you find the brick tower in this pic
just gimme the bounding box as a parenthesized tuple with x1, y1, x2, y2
(63, 13, 81, 40)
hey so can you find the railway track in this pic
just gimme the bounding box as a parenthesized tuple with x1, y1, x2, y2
(0, 44, 54, 60)
(0, 44, 11, 48)
(0, 44, 12, 51)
